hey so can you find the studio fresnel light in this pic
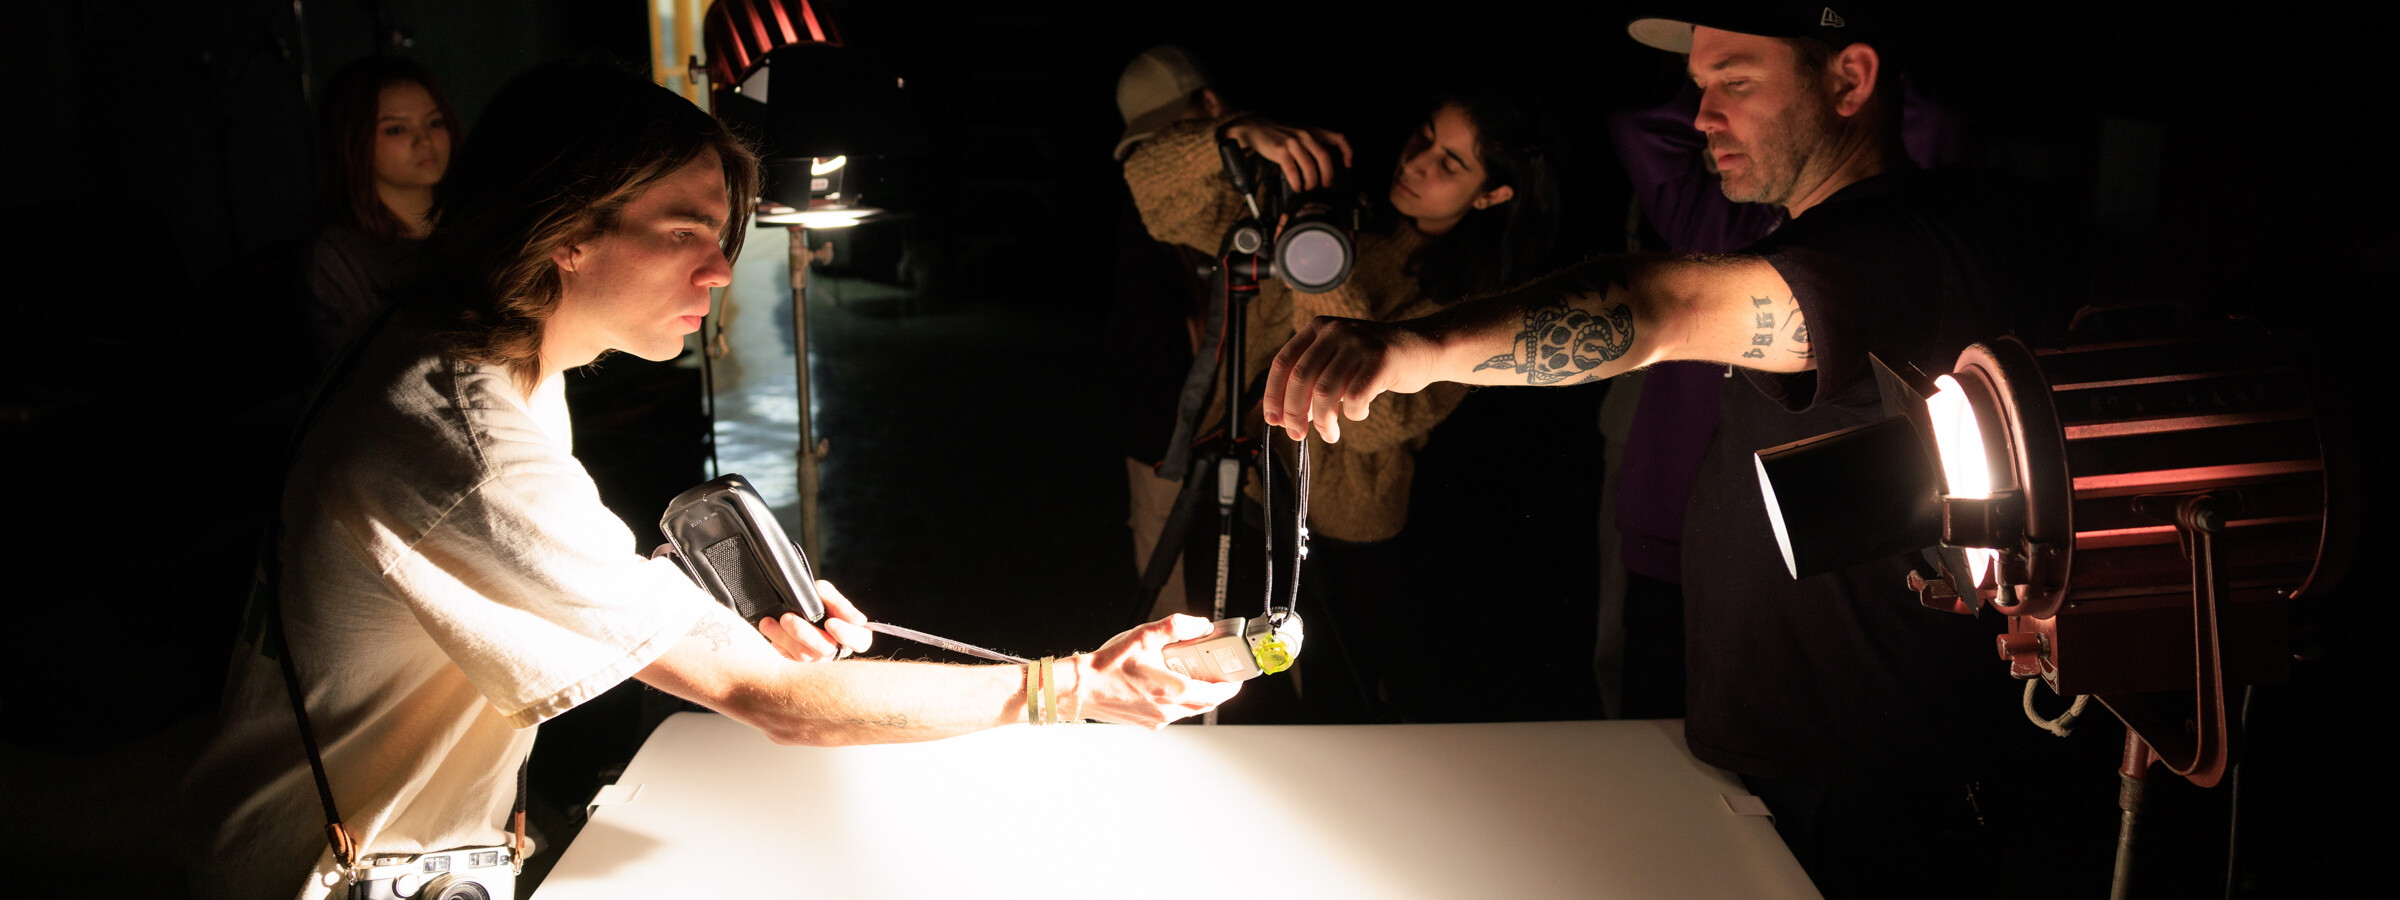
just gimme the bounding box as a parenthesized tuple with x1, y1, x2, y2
(1914, 320, 2352, 788)
(1757, 311, 2354, 897)
(703, 0, 919, 229)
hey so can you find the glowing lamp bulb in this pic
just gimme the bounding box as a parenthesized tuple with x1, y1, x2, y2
(1927, 375, 1991, 500)
(811, 155, 847, 176)
(1927, 374, 2006, 587)
(793, 210, 866, 229)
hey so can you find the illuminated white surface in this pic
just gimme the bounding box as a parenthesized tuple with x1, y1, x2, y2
(538, 712, 1818, 899)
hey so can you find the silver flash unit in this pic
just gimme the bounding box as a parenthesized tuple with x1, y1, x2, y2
(1163, 613, 1304, 682)
(348, 845, 515, 900)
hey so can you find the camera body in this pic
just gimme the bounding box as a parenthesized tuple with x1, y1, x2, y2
(1217, 137, 1357, 294)
(348, 845, 515, 900)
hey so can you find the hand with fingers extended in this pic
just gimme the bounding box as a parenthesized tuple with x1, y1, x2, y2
(1263, 314, 1443, 444)
(1220, 117, 1355, 192)
(757, 580, 875, 662)
(1069, 614, 1243, 729)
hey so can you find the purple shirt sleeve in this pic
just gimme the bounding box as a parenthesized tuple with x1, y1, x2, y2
(1605, 86, 1781, 581)
(1605, 83, 1784, 255)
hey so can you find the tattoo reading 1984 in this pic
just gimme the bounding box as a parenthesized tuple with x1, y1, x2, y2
(1742, 296, 1812, 360)
(1473, 278, 1636, 385)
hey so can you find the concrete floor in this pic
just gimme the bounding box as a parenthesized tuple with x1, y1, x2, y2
(709, 229, 1143, 659)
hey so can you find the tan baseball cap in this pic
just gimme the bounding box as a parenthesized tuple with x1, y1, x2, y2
(1114, 45, 1209, 160)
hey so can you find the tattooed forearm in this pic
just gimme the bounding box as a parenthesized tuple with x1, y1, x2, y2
(1470, 275, 1637, 385)
(689, 617, 732, 651)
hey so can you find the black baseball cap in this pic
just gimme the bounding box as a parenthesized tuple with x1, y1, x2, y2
(1627, 2, 1889, 54)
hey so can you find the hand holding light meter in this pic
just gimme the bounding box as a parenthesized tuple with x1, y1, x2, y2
(1163, 611, 1305, 682)
(1164, 429, 1314, 686)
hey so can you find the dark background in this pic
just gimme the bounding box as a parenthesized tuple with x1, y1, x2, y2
(1, 0, 2388, 895)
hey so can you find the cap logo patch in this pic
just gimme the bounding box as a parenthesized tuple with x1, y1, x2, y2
(1821, 7, 1846, 27)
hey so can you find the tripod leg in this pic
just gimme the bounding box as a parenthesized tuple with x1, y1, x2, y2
(1204, 454, 1243, 727)
(1212, 455, 1240, 623)
(1133, 455, 1213, 626)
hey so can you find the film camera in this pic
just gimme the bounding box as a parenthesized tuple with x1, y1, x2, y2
(349, 845, 515, 900)
(1215, 135, 1357, 294)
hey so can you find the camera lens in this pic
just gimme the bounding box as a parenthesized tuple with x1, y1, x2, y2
(420, 875, 492, 900)
(1276, 224, 1351, 293)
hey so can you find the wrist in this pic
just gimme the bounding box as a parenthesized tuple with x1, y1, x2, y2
(1215, 115, 1253, 147)
(1057, 654, 1088, 723)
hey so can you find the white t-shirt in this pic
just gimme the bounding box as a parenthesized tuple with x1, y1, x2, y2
(184, 321, 717, 899)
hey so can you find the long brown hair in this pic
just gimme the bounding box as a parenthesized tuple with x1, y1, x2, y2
(317, 57, 460, 240)
(410, 61, 760, 396)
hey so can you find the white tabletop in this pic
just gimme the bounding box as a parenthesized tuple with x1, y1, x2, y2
(536, 712, 1817, 899)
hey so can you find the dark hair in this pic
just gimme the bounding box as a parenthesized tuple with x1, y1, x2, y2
(410, 61, 760, 396)
(316, 56, 461, 240)
(1407, 86, 1565, 302)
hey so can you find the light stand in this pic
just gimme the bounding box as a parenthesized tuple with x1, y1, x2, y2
(702, 0, 920, 559)
(786, 230, 831, 558)
(1915, 317, 2352, 899)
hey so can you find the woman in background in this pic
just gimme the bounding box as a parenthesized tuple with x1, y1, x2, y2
(304, 56, 459, 369)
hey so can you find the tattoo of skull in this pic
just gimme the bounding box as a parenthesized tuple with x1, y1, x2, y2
(1474, 280, 1637, 385)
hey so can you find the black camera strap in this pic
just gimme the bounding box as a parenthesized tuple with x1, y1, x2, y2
(259, 309, 529, 874)
(263, 539, 357, 868)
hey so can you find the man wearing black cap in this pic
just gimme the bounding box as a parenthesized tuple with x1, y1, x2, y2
(1260, 5, 2028, 896)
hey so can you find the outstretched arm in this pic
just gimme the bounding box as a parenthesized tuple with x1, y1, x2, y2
(1262, 254, 1812, 442)
(636, 591, 1240, 746)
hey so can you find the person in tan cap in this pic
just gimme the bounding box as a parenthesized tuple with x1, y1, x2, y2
(1114, 45, 1227, 161)
(1113, 45, 1233, 625)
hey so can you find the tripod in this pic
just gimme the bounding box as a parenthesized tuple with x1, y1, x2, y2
(1130, 147, 1366, 720)
(1132, 232, 1273, 631)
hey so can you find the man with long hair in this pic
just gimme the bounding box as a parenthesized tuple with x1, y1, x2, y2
(186, 62, 1236, 900)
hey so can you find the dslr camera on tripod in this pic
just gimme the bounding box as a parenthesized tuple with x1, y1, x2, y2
(1215, 134, 1358, 294)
